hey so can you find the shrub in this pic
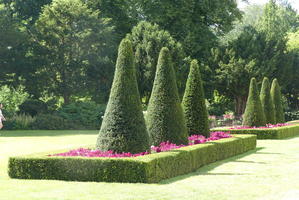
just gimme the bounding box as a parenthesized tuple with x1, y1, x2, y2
(271, 78, 285, 123)
(260, 77, 275, 124)
(96, 39, 150, 154)
(31, 114, 74, 130)
(242, 78, 266, 127)
(57, 102, 105, 129)
(19, 99, 48, 116)
(8, 135, 256, 183)
(3, 114, 36, 130)
(182, 59, 210, 137)
(147, 47, 188, 146)
(285, 111, 299, 121)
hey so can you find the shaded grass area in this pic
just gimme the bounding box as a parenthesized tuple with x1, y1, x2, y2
(1, 131, 299, 200)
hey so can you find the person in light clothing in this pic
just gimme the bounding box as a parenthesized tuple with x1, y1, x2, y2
(0, 103, 6, 129)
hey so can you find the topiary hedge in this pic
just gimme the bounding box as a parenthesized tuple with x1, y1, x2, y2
(96, 39, 150, 153)
(8, 135, 256, 183)
(242, 78, 266, 127)
(182, 59, 210, 137)
(271, 79, 285, 123)
(260, 77, 275, 124)
(146, 47, 188, 146)
(212, 124, 299, 139)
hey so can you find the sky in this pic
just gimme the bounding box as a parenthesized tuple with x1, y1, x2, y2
(238, 0, 299, 12)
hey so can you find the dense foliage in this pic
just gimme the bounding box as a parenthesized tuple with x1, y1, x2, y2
(96, 39, 150, 153)
(271, 79, 285, 123)
(182, 60, 210, 137)
(126, 21, 186, 102)
(146, 47, 188, 146)
(242, 78, 266, 127)
(260, 77, 276, 124)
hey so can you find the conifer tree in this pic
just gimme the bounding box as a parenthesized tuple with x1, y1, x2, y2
(146, 47, 188, 146)
(182, 60, 210, 137)
(260, 77, 276, 124)
(96, 39, 150, 153)
(270, 78, 285, 123)
(242, 78, 266, 127)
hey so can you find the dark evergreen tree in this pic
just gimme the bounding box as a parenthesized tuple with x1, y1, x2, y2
(146, 47, 188, 146)
(182, 60, 210, 137)
(260, 77, 276, 124)
(270, 78, 285, 123)
(242, 78, 266, 127)
(96, 39, 149, 153)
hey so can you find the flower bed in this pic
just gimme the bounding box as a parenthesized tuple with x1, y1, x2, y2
(8, 134, 256, 183)
(212, 123, 299, 139)
(50, 132, 231, 158)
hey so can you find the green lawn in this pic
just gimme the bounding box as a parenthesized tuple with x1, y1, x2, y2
(1, 130, 299, 200)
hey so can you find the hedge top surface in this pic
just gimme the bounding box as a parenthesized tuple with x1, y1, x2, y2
(270, 78, 285, 123)
(182, 59, 210, 137)
(260, 77, 276, 124)
(146, 47, 188, 146)
(242, 77, 266, 127)
(96, 39, 150, 153)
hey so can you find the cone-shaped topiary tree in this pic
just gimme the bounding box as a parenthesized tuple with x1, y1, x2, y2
(270, 78, 285, 123)
(146, 47, 188, 146)
(96, 39, 150, 153)
(182, 59, 210, 137)
(260, 77, 276, 124)
(242, 78, 266, 127)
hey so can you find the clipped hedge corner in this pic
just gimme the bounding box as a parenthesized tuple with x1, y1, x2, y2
(213, 124, 299, 139)
(8, 135, 256, 183)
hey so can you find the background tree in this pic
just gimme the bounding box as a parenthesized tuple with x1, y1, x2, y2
(285, 30, 299, 110)
(260, 77, 275, 124)
(146, 47, 188, 146)
(182, 60, 210, 137)
(0, 4, 31, 88)
(33, 0, 115, 104)
(242, 78, 266, 127)
(126, 21, 186, 102)
(136, 0, 242, 62)
(97, 39, 149, 153)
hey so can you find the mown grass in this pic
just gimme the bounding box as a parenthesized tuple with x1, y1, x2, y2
(1, 130, 299, 200)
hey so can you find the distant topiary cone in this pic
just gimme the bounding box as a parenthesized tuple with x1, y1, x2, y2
(146, 47, 188, 146)
(260, 77, 276, 124)
(242, 78, 266, 127)
(270, 78, 285, 123)
(182, 59, 210, 137)
(96, 39, 150, 153)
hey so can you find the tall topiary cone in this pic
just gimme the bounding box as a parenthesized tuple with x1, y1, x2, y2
(260, 77, 276, 124)
(270, 78, 285, 123)
(182, 59, 210, 137)
(242, 78, 266, 127)
(146, 47, 188, 146)
(96, 39, 149, 153)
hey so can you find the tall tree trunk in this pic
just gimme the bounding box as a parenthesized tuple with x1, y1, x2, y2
(235, 96, 247, 117)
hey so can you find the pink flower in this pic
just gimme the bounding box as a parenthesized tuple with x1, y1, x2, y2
(48, 132, 232, 158)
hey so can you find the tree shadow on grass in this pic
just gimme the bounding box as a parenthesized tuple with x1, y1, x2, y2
(159, 147, 265, 184)
(0, 130, 98, 137)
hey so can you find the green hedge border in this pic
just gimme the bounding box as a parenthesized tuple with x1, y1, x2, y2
(212, 124, 299, 139)
(8, 135, 256, 183)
